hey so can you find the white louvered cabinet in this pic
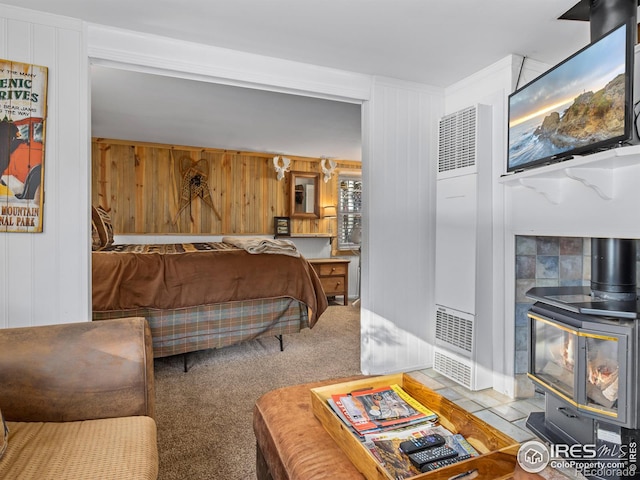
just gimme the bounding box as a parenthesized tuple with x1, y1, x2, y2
(434, 104, 493, 391)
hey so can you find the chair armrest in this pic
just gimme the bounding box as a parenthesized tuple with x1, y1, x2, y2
(0, 317, 155, 422)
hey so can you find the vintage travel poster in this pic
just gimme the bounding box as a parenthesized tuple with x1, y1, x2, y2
(0, 59, 47, 233)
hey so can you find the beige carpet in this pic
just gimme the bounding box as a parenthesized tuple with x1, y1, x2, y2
(153, 304, 362, 480)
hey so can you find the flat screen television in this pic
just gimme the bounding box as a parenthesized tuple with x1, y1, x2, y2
(507, 20, 634, 172)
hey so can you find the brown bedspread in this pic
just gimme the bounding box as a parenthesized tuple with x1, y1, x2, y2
(92, 243, 328, 326)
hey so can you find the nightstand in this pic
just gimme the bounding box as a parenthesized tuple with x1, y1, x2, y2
(308, 258, 350, 306)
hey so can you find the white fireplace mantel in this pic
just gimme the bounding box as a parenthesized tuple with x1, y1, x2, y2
(499, 145, 640, 204)
(501, 144, 640, 240)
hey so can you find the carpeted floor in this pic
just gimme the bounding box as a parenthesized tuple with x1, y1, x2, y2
(153, 304, 362, 480)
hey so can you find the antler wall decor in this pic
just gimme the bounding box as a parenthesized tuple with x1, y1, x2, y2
(173, 155, 222, 224)
(273, 155, 291, 181)
(320, 157, 337, 183)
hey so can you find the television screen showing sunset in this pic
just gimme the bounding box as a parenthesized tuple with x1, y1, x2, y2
(508, 23, 628, 171)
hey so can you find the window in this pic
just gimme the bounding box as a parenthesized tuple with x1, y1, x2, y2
(337, 172, 361, 251)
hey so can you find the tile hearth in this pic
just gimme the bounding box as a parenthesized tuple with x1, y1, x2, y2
(409, 368, 588, 480)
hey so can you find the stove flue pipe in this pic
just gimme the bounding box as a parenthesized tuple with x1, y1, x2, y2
(585, 2, 639, 300)
(589, 0, 637, 41)
(591, 238, 637, 300)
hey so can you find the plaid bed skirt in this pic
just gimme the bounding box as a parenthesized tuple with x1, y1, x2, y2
(93, 297, 310, 358)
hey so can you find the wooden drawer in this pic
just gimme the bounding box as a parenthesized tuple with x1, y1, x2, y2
(319, 276, 346, 295)
(315, 263, 348, 276)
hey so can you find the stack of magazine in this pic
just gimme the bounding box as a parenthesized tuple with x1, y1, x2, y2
(327, 384, 479, 478)
(328, 384, 438, 438)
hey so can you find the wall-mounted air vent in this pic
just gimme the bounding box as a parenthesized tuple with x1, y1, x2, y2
(438, 106, 477, 174)
(434, 349, 472, 389)
(435, 308, 473, 354)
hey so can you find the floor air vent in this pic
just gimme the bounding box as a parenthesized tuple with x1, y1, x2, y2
(434, 349, 472, 389)
(438, 106, 477, 174)
(433, 306, 492, 391)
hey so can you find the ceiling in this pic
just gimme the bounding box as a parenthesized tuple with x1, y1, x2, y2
(90, 65, 363, 160)
(0, 0, 607, 160)
(1, 0, 593, 86)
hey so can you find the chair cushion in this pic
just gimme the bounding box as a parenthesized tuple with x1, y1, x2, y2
(0, 416, 158, 480)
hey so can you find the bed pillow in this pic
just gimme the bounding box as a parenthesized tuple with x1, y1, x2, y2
(0, 405, 8, 460)
(91, 205, 114, 249)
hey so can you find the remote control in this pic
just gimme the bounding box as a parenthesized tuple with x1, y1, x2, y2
(420, 453, 472, 472)
(452, 434, 479, 456)
(407, 445, 458, 469)
(399, 433, 446, 454)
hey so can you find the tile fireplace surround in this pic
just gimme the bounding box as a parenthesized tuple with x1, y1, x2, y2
(500, 145, 640, 398)
(513, 236, 640, 396)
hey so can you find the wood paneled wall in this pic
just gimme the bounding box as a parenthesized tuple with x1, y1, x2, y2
(91, 138, 360, 236)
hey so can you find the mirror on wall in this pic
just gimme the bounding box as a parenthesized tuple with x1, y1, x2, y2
(290, 171, 320, 219)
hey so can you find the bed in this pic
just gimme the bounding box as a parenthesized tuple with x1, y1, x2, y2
(91, 231, 328, 361)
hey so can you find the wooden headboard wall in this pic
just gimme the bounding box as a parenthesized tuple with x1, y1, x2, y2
(91, 138, 361, 236)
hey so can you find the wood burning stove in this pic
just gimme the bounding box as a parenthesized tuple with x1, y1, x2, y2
(525, 239, 639, 480)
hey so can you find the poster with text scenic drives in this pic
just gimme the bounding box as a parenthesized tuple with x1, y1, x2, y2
(0, 59, 47, 233)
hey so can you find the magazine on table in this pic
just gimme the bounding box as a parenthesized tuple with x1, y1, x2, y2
(328, 398, 431, 438)
(364, 425, 480, 479)
(371, 437, 422, 479)
(364, 424, 452, 469)
(329, 384, 438, 436)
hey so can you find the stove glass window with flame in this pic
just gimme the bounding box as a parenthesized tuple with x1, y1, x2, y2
(529, 311, 629, 424)
(531, 315, 577, 403)
(584, 333, 620, 417)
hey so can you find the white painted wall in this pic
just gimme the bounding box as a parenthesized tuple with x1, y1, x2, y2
(0, 5, 89, 328)
(360, 77, 443, 374)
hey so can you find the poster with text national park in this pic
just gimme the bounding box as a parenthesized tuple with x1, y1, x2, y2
(0, 59, 48, 233)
